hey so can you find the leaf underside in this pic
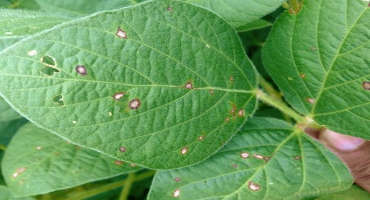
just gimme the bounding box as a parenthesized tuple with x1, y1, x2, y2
(148, 118, 353, 200)
(262, 0, 370, 139)
(0, 0, 257, 169)
(2, 124, 140, 197)
(186, 0, 284, 27)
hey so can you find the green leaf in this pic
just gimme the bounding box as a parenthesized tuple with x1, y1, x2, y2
(35, 0, 147, 17)
(2, 124, 140, 197)
(0, 0, 257, 169)
(0, 186, 34, 200)
(0, 9, 68, 51)
(0, 118, 27, 145)
(185, 0, 284, 27)
(237, 19, 272, 33)
(148, 117, 353, 200)
(315, 185, 370, 200)
(262, 0, 370, 139)
(0, 97, 21, 122)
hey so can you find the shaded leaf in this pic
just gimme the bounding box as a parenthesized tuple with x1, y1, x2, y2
(0, 118, 27, 145)
(148, 117, 353, 200)
(0, 97, 21, 121)
(237, 19, 272, 33)
(0, 0, 257, 169)
(2, 124, 140, 197)
(262, 0, 370, 139)
(0, 9, 68, 51)
(186, 0, 284, 27)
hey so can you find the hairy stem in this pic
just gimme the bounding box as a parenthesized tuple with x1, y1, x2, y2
(119, 173, 136, 200)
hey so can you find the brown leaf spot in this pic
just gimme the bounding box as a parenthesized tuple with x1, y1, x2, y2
(185, 81, 193, 89)
(116, 27, 127, 39)
(13, 168, 26, 178)
(238, 109, 245, 117)
(75, 65, 87, 75)
(174, 177, 181, 182)
(181, 147, 188, 155)
(248, 181, 261, 191)
(240, 152, 249, 159)
(113, 92, 125, 100)
(119, 146, 126, 152)
(114, 160, 124, 166)
(362, 81, 370, 90)
(306, 98, 315, 104)
(253, 154, 264, 160)
(129, 98, 141, 110)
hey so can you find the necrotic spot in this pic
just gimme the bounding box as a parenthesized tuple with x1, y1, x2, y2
(362, 81, 370, 90)
(116, 27, 127, 39)
(52, 95, 64, 106)
(76, 65, 87, 75)
(129, 99, 141, 110)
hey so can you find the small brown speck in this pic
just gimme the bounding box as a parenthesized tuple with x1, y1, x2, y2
(185, 81, 193, 89)
(294, 156, 301, 160)
(129, 98, 141, 110)
(248, 181, 261, 191)
(240, 152, 249, 159)
(173, 189, 180, 198)
(75, 65, 87, 75)
(181, 147, 188, 155)
(306, 98, 315, 104)
(167, 7, 173, 11)
(229, 76, 234, 82)
(225, 117, 230, 122)
(238, 109, 245, 117)
(13, 168, 26, 178)
(113, 92, 125, 100)
(198, 135, 205, 141)
(116, 27, 127, 39)
(174, 177, 181, 182)
(209, 89, 214, 95)
(114, 160, 124, 166)
(130, 163, 137, 167)
(119, 146, 126, 152)
(300, 74, 305, 78)
(362, 81, 370, 90)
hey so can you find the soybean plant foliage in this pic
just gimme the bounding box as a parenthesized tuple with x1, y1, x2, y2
(0, 0, 368, 200)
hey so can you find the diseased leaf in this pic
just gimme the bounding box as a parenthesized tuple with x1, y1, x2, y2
(0, 186, 34, 200)
(2, 124, 140, 197)
(0, 9, 68, 51)
(237, 19, 272, 33)
(35, 0, 147, 17)
(0, 97, 21, 121)
(262, 0, 370, 139)
(0, 0, 257, 169)
(148, 117, 353, 200)
(315, 185, 370, 200)
(185, 0, 284, 27)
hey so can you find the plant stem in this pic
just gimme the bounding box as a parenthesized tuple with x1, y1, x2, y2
(119, 173, 136, 200)
(59, 171, 155, 200)
(256, 89, 304, 122)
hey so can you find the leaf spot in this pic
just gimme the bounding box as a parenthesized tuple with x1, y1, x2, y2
(248, 181, 261, 191)
(114, 160, 124, 166)
(119, 146, 126, 152)
(240, 152, 249, 159)
(253, 154, 264, 160)
(52, 95, 64, 106)
(27, 50, 37, 57)
(12, 167, 26, 178)
(181, 147, 188, 155)
(41, 55, 59, 75)
(36, 146, 42, 150)
(238, 109, 245, 117)
(129, 98, 141, 110)
(174, 177, 181, 182)
(113, 92, 125, 100)
(209, 89, 214, 95)
(167, 7, 173, 11)
(306, 98, 315, 104)
(173, 189, 180, 198)
(362, 81, 370, 90)
(75, 65, 87, 76)
(185, 81, 193, 89)
(72, 120, 77, 124)
(300, 73, 305, 78)
(130, 163, 137, 167)
(116, 27, 127, 39)
(198, 135, 205, 141)
(294, 156, 301, 160)
(108, 111, 113, 117)
(225, 117, 230, 122)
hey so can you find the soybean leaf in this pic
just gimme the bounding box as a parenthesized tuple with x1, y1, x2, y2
(35, 0, 148, 17)
(262, 0, 370, 139)
(237, 19, 272, 33)
(0, 0, 257, 169)
(0, 9, 68, 51)
(185, 0, 284, 27)
(148, 117, 353, 200)
(0, 97, 21, 121)
(2, 124, 140, 197)
(0, 118, 27, 145)
(315, 185, 370, 200)
(0, 186, 34, 200)
(9, 0, 40, 10)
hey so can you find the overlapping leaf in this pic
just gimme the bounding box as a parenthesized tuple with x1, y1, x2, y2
(148, 117, 353, 200)
(262, 0, 370, 139)
(315, 186, 370, 200)
(35, 0, 147, 17)
(0, 98, 21, 121)
(2, 124, 140, 197)
(0, 118, 27, 145)
(0, 0, 257, 169)
(185, 0, 284, 27)
(0, 9, 68, 51)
